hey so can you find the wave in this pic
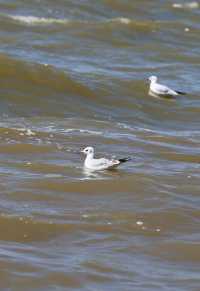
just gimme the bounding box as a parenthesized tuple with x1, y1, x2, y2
(0, 213, 75, 242)
(0, 53, 94, 97)
(7, 15, 71, 25)
(109, 17, 132, 25)
(172, 2, 199, 9)
(0, 53, 97, 117)
(3, 14, 156, 31)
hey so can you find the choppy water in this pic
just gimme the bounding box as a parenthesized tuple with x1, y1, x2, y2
(0, 0, 200, 290)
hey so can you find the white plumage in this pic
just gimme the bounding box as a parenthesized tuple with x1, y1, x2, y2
(148, 76, 185, 97)
(81, 146, 130, 171)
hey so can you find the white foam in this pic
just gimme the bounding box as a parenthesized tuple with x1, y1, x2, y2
(172, 2, 199, 9)
(26, 129, 36, 136)
(63, 128, 102, 135)
(136, 221, 144, 226)
(16, 128, 36, 136)
(110, 17, 131, 25)
(82, 214, 89, 218)
(8, 15, 70, 25)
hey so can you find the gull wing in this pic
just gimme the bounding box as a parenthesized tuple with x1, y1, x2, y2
(89, 158, 119, 170)
(153, 83, 172, 95)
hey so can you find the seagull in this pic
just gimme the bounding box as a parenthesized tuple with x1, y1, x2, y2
(81, 146, 130, 171)
(148, 76, 186, 97)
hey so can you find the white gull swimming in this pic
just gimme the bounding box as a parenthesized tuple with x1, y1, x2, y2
(81, 146, 130, 171)
(148, 76, 186, 97)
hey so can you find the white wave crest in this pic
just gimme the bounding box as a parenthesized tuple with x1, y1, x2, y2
(8, 15, 70, 25)
(109, 17, 131, 25)
(172, 2, 199, 9)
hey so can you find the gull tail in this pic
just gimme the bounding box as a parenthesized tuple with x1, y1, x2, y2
(118, 157, 131, 164)
(175, 91, 186, 95)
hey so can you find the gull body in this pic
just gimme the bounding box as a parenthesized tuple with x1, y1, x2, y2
(148, 76, 185, 97)
(81, 146, 130, 171)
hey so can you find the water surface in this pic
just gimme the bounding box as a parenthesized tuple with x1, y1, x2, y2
(0, 0, 200, 290)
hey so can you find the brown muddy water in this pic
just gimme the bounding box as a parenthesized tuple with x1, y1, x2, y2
(0, 0, 200, 290)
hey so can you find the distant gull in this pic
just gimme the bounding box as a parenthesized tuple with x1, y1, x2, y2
(148, 76, 186, 97)
(81, 146, 130, 171)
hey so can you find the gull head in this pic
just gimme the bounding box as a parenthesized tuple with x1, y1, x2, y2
(81, 146, 94, 156)
(148, 75, 158, 83)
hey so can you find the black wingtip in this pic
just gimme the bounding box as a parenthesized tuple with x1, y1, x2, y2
(176, 91, 186, 95)
(118, 157, 131, 163)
